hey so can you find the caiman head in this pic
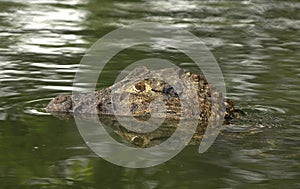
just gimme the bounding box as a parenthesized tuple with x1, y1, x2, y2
(110, 67, 213, 120)
(45, 66, 243, 121)
(113, 67, 243, 121)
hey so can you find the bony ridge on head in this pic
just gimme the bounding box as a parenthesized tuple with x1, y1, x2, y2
(127, 81, 152, 94)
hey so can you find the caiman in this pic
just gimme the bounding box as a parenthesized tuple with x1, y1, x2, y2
(46, 66, 244, 147)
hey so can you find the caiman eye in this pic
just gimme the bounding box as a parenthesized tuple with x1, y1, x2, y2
(133, 82, 146, 92)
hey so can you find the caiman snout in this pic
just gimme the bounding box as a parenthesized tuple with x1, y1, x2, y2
(46, 95, 72, 113)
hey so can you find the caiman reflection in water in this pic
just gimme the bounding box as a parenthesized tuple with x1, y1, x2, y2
(46, 66, 244, 147)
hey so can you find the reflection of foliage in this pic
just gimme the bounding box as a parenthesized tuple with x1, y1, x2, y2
(0, 114, 94, 188)
(27, 158, 94, 188)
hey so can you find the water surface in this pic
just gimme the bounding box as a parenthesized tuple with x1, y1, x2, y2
(0, 0, 299, 188)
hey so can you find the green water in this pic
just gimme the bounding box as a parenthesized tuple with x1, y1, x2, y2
(0, 0, 299, 188)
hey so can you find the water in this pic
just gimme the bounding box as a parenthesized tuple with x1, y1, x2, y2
(0, 0, 299, 188)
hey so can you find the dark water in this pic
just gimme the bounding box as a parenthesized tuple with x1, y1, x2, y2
(0, 0, 299, 188)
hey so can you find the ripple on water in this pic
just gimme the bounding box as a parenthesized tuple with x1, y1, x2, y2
(40, 85, 84, 92)
(0, 86, 20, 97)
(3, 0, 89, 55)
(31, 62, 78, 69)
(0, 112, 8, 121)
(251, 105, 286, 114)
(223, 105, 285, 134)
(23, 98, 51, 116)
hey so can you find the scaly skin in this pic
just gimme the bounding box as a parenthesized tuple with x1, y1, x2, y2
(46, 67, 240, 118)
(46, 67, 243, 147)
